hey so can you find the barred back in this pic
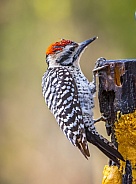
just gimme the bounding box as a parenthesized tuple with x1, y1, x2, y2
(42, 67, 90, 158)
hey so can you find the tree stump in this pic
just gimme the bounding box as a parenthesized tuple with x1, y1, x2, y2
(94, 58, 136, 184)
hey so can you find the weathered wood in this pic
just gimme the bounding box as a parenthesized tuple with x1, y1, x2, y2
(95, 58, 136, 134)
(94, 58, 136, 184)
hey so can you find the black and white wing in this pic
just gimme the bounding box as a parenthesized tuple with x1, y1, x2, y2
(42, 67, 90, 158)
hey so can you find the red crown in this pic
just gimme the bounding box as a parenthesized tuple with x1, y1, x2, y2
(46, 39, 73, 55)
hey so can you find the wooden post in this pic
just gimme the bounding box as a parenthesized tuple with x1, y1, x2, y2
(94, 58, 136, 184)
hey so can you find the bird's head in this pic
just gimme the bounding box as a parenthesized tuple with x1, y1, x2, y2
(46, 37, 97, 67)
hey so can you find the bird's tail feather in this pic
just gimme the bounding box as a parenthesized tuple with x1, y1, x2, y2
(76, 139, 90, 159)
(86, 130, 125, 166)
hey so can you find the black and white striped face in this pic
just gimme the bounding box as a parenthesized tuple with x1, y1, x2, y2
(46, 37, 97, 67)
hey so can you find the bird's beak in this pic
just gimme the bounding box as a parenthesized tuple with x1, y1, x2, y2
(76, 36, 98, 56)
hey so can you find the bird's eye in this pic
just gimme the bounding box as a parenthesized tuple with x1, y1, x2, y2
(69, 47, 75, 52)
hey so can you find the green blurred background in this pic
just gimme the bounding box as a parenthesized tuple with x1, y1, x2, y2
(0, 0, 136, 183)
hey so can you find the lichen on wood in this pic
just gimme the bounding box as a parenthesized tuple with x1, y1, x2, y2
(94, 58, 136, 184)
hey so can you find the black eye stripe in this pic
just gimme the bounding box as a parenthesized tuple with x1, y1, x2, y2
(69, 47, 75, 52)
(67, 51, 72, 54)
(56, 52, 70, 63)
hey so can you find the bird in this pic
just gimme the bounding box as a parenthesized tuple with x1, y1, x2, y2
(42, 37, 124, 165)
